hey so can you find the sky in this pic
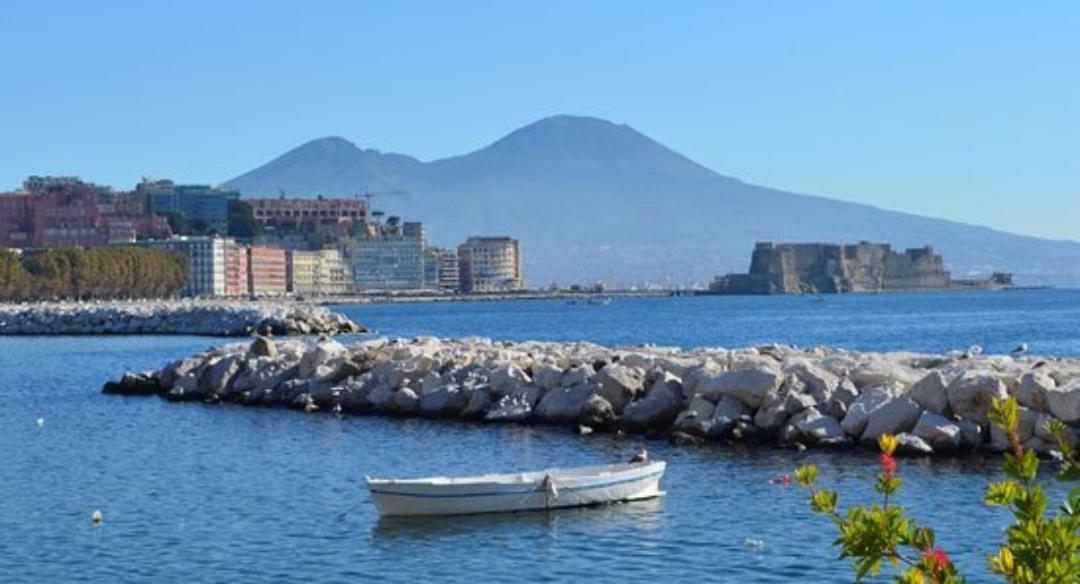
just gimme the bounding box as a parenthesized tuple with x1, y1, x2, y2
(1, 1, 1077, 241)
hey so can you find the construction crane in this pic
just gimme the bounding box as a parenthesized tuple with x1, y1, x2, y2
(358, 186, 407, 222)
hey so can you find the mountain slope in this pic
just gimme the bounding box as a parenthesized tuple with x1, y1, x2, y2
(222, 116, 1080, 287)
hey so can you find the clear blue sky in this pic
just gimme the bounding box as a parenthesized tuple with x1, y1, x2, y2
(1, 1, 1077, 241)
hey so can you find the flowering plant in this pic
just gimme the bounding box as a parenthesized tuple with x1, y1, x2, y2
(795, 396, 1080, 584)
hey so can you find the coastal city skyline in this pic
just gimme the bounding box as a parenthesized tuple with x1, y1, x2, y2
(2, 2, 1079, 244)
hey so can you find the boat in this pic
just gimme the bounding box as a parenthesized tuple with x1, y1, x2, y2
(365, 460, 666, 517)
(586, 296, 613, 305)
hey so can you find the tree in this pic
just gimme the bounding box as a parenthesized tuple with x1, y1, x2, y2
(227, 199, 262, 238)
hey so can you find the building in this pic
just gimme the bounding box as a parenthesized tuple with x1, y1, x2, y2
(288, 248, 353, 296)
(139, 179, 238, 235)
(0, 177, 170, 249)
(708, 241, 1014, 294)
(249, 197, 366, 227)
(349, 217, 425, 290)
(457, 237, 523, 292)
(223, 240, 250, 297)
(247, 245, 288, 296)
(422, 247, 460, 291)
(141, 236, 228, 297)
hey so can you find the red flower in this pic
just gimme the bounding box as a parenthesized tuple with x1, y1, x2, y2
(878, 452, 897, 477)
(923, 548, 949, 571)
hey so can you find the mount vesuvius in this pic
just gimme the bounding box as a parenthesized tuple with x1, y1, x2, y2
(222, 115, 1080, 287)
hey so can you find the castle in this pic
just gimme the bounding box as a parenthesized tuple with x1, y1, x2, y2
(708, 242, 1012, 294)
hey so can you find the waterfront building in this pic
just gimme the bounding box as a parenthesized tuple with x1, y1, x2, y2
(223, 240, 250, 297)
(349, 217, 425, 290)
(457, 237, 523, 292)
(288, 248, 353, 296)
(422, 246, 460, 291)
(141, 236, 228, 297)
(247, 245, 288, 296)
(249, 197, 366, 227)
(0, 177, 170, 249)
(139, 179, 238, 234)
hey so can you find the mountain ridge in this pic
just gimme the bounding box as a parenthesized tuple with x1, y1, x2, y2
(221, 115, 1080, 287)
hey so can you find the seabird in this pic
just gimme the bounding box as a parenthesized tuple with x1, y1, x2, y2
(1011, 343, 1029, 355)
(963, 345, 983, 359)
(629, 448, 648, 463)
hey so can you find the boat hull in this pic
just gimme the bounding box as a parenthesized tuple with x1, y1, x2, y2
(366, 461, 665, 517)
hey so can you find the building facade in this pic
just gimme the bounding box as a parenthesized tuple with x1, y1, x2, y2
(288, 248, 353, 296)
(141, 236, 228, 297)
(223, 240, 250, 297)
(457, 237, 523, 292)
(249, 197, 366, 227)
(247, 245, 288, 296)
(139, 179, 238, 234)
(349, 218, 425, 290)
(1, 177, 170, 249)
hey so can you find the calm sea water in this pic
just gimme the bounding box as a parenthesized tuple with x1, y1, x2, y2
(2, 290, 1077, 583)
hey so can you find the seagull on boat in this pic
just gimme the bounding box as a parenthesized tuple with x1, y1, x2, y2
(1011, 343, 1029, 355)
(629, 448, 649, 463)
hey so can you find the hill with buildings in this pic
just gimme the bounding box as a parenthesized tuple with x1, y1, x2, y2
(222, 115, 1080, 287)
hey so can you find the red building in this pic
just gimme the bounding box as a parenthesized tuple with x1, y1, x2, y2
(0, 178, 170, 249)
(247, 245, 287, 296)
(223, 240, 250, 297)
(249, 197, 366, 227)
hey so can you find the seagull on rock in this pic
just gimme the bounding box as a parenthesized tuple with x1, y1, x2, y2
(964, 345, 983, 359)
(1011, 343, 1029, 355)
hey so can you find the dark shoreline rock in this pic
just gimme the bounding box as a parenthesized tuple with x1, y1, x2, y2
(102, 336, 1080, 457)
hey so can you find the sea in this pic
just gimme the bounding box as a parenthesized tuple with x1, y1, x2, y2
(2, 289, 1077, 583)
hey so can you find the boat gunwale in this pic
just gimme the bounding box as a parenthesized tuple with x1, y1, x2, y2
(365, 461, 664, 490)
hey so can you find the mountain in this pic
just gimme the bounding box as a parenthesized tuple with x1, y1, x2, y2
(222, 115, 1080, 287)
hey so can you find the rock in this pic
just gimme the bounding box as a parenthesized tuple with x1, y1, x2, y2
(909, 371, 949, 414)
(535, 383, 595, 423)
(672, 395, 717, 437)
(849, 358, 921, 390)
(894, 433, 934, 456)
(580, 394, 617, 429)
(698, 366, 782, 409)
(389, 388, 419, 415)
(461, 388, 494, 419)
(1017, 371, 1053, 412)
(485, 386, 544, 423)
(204, 354, 243, 396)
(912, 411, 962, 452)
(786, 360, 839, 404)
(709, 396, 750, 438)
(366, 383, 396, 412)
(248, 336, 277, 358)
(594, 364, 645, 413)
(102, 371, 161, 395)
(840, 387, 894, 437)
(418, 385, 470, 418)
(532, 363, 564, 390)
(946, 371, 1008, 425)
(795, 409, 846, 445)
(620, 371, 683, 431)
(488, 363, 531, 397)
(959, 418, 985, 449)
(860, 396, 922, 442)
(299, 338, 345, 379)
(1045, 379, 1080, 423)
(561, 364, 594, 387)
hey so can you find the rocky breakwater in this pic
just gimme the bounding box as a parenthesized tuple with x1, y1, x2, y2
(0, 301, 364, 336)
(104, 337, 1080, 456)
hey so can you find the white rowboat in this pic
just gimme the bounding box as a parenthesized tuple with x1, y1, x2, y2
(365, 460, 666, 517)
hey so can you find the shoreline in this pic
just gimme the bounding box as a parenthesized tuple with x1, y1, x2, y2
(103, 336, 1080, 458)
(0, 300, 363, 336)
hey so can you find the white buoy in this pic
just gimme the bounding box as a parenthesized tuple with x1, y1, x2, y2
(91, 510, 103, 525)
(578, 425, 594, 435)
(35, 417, 45, 427)
(743, 537, 765, 551)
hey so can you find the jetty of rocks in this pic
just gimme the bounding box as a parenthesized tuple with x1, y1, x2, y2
(103, 336, 1080, 456)
(1, 301, 363, 336)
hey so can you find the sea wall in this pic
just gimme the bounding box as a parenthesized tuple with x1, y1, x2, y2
(103, 337, 1080, 456)
(0, 301, 363, 336)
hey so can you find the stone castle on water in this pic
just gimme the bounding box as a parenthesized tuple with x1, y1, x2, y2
(709, 241, 1012, 294)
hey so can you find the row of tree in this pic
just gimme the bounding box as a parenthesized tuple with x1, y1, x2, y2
(0, 246, 188, 301)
